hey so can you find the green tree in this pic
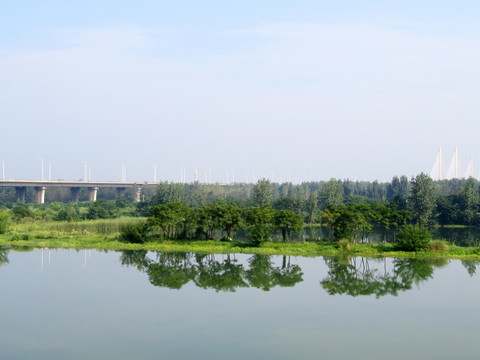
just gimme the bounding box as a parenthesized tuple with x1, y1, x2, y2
(55, 205, 80, 222)
(321, 204, 373, 242)
(273, 196, 304, 215)
(321, 205, 341, 240)
(319, 178, 343, 210)
(304, 191, 318, 224)
(193, 205, 217, 239)
(436, 195, 460, 226)
(247, 205, 275, 245)
(388, 175, 410, 210)
(353, 203, 376, 242)
(150, 182, 185, 206)
(119, 221, 147, 243)
(11, 204, 33, 220)
(459, 177, 480, 225)
(387, 205, 410, 242)
(0, 210, 10, 234)
(86, 199, 115, 219)
(395, 224, 431, 251)
(147, 202, 192, 239)
(274, 209, 303, 242)
(375, 203, 391, 243)
(213, 201, 244, 239)
(251, 179, 272, 207)
(408, 173, 437, 227)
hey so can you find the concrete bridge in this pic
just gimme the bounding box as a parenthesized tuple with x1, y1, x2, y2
(0, 180, 157, 203)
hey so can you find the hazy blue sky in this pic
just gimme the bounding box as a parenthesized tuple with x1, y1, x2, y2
(2, 1, 480, 183)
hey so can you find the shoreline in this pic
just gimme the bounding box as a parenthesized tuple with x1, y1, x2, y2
(1, 234, 480, 260)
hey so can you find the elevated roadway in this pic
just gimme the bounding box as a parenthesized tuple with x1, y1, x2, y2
(0, 180, 157, 203)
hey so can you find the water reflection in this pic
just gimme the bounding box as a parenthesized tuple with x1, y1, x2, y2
(2, 246, 479, 297)
(461, 259, 480, 277)
(433, 227, 480, 247)
(119, 251, 480, 296)
(0, 246, 8, 266)
(119, 251, 303, 291)
(320, 256, 449, 298)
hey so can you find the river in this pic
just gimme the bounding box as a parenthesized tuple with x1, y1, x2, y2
(0, 247, 478, 359)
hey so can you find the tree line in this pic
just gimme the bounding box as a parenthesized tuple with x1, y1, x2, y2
(121, 200, 304, 245)
(2, 173, 480, 245)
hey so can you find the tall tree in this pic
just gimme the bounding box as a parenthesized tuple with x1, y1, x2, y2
(387, 175, 410, 209)
(408, 173, 436, 227)
(247, 205, 275, 245)
(459, 177, 480, 225)
(319, 178, 344, 210)
(274, 210, 303, 242)
(304, 191, 318, 224)
(150, 182, 185, 206)
(251, 179, 272, 207)
(213, 201, 244, 239)
(148, 202, 191, 239)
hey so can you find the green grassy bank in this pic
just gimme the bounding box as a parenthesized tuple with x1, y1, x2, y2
(1, 218, 480, 260)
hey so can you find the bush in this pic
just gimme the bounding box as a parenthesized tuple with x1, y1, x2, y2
(395, 224, 431, 251)
(0, 210, 10, 234)
(427, 240, 448, 253)
(338, 239, 353, 251)
(11, 233, 30, 241)
(11, 204, 33, 220)
(119, 222, 146, 244)
(55, 206, 80, 222)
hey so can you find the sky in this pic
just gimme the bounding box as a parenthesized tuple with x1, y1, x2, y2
(1, 0, 480, 183)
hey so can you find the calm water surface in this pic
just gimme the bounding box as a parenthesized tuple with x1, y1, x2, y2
(0, 248, 479, 360)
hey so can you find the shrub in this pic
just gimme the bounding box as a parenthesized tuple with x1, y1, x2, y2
(0, 210, 10, 234)
(55, 206, 80, 222)
(11, 233, 30, 240)
(339, 239, 353, 251)
(426, 240, 448, 252)
(11, 204, 33, 220)
(395, 224, 431, 251)
(247, 205, 275, 246)
(119, 222, 146, 244)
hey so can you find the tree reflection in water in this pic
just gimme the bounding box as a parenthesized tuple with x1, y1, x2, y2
(320, 256, 449, 298)
(461, 259, 480, 277)
(0, 246, 9, 266)
(119, 251, 303, 292)
(118, 251, 479, 295)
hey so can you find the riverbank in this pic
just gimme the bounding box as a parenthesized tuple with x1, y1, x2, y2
(1, 232, 480, 260)
(1, 218, 479, 259)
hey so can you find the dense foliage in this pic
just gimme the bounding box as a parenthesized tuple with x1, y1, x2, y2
(395, 225, 432, 251)
(2, 174, 480, 251)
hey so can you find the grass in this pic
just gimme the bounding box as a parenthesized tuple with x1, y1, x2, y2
(2, 218, 480, 260)
(9, 217, 141, 235)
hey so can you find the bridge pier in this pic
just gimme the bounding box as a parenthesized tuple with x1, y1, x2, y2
(134, 186, 142, 202)
(70, 187, 80, 202)
(88, 187, 99, 201)
(1, 181, 153, 203)
(15, 187, 27, 202)
(35, 186, 47, 204)
(117, 187, 126, 198)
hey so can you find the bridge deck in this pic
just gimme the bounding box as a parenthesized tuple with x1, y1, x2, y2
(0, 180, 157, 188)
